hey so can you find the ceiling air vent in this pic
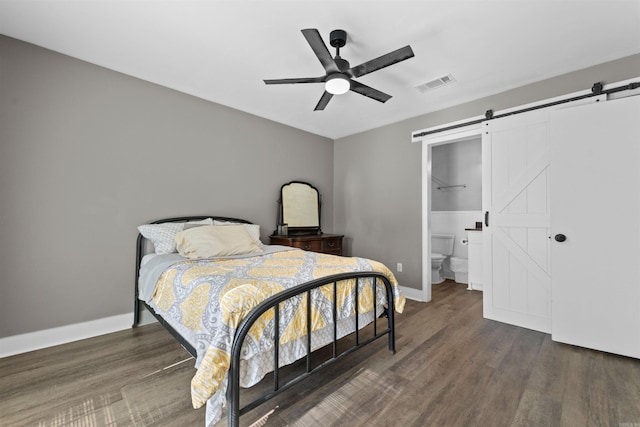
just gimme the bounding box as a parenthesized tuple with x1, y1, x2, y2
(416, 74, 456, 93)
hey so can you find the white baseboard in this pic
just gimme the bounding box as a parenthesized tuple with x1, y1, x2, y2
(0, 288, 424, 358)
(400, 285, 425, 302)
(0, 313, 134, 358)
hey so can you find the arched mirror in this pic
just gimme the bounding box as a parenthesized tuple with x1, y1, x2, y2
(277, 181, 321, 235)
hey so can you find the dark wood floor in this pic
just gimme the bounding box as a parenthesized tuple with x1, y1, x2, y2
(3, 281, 640, 427)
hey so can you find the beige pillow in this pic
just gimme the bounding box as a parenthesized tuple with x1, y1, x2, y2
(213, 220, 263, 247)
(175, 225, 262, 259)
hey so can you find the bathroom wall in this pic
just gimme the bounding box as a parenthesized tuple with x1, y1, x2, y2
(432, 138, 482, 211)
(431, 137, 483, 255)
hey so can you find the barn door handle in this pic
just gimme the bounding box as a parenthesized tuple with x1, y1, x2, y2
(484, 211, 489, 227)
(554, 234, 567, 242)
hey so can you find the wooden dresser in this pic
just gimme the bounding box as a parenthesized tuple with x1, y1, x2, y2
(270, 234, 343, 256)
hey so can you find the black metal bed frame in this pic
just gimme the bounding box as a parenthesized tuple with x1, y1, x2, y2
(133, 216, 397, 427)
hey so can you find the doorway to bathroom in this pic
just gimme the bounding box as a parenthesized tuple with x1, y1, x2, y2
(431, 136, 482, 289)
(417, 123, 484, 302)
(429, 135, 483, 300)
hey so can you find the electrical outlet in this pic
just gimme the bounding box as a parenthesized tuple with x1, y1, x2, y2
(397, 263, 403, 272)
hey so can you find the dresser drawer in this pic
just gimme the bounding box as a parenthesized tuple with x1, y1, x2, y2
(322, 237, 342, 253)
(292, 239, 323, 252)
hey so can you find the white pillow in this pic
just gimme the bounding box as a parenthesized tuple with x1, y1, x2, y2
(175, 225, 262, 259)
(138, 218, 213, 254)
(213, 220, 263, 246)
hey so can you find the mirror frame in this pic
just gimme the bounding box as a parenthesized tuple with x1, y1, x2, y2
(277, 181, 322, 235)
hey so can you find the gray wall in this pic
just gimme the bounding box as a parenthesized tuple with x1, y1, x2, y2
(432, 139, 482, 211)
(333, 53, 640, 290)
(0, 36, 333, 338)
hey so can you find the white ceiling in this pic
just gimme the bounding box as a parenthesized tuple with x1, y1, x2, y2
(1, 0, 639, 139)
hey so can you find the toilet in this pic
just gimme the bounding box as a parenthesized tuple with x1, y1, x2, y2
(449, 256, 469, 284)
(431, 234, 455, 284)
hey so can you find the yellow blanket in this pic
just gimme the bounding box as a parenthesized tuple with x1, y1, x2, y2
(150, 249, 405, 409)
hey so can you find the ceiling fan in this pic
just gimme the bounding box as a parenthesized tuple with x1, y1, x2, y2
(264, 29, 415, 111)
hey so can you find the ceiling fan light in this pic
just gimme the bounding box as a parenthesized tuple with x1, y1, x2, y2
(325, 74, 350, 95)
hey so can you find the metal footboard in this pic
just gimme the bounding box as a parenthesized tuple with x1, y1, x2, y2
(227, 271, 396, 427)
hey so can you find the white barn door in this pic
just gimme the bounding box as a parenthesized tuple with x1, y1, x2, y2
(550, 95, 640, 358)
(482, 110, 552, 333)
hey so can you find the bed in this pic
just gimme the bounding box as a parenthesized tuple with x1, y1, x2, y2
(133, 215, 405, 427)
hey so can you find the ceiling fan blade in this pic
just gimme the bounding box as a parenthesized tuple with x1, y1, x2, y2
(349, 80, 392, 103)
(348, 45, 414, 78)
(314, 91, 334, 111)
(302, 29, 340, 74)
(264, 76, 325, 85)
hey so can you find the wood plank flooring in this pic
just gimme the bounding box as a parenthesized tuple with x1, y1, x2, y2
(2, 281, 640, 426)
